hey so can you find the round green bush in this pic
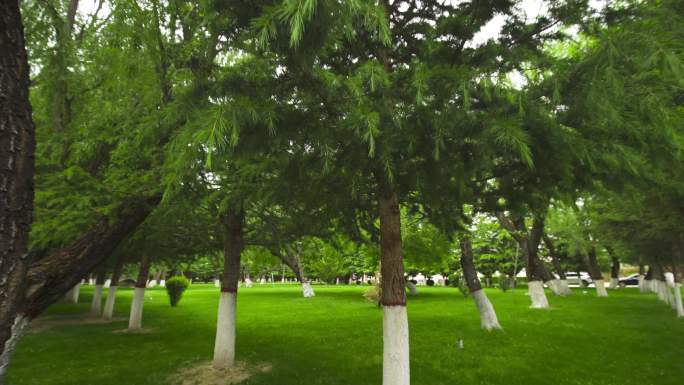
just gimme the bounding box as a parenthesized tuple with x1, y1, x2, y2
(165, 276, 190, 307)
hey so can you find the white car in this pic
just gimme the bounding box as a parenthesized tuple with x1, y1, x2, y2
(562, 272, 593, 287)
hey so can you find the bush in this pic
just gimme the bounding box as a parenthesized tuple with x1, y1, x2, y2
(426, 279, 435, 286)
(165, 276, 190, 307)
(499, 276, 513, 292)
(447, 273, 460, 287)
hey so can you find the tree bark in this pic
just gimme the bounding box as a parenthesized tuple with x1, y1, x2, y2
(378, 185, 409, 385)
(103, 256, 125, 320)
(21, 197, 158, 320)
(0, 0, 36, 374)
(89, 264, 107, 316)
(128, 255, 151, 330)
(213, 207, 244, 369)
(585, 248, 607, 297)
(459, 234, 501, 330)
(497, 213, 553, 306)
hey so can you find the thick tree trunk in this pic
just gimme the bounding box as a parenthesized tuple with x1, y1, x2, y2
(213, 208, 244, 370)
(21, 197, 158, 320)
(0, 1, 36, 377)
(459, 234, 501, 330)
(128, 255, 151, 330)
(586, 248, 607, 297)
(378, 187, 409, 385)
(89, 264, 107, 316)
(103, 257, 124, 320)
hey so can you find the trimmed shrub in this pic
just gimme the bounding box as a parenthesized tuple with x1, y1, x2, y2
(165, 276, 190, 307)
(499, 276, 513, 292)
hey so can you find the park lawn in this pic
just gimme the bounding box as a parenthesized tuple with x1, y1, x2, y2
(6, 284, 684, 385)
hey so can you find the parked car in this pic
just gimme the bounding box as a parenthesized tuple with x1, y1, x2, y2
(619, 273, 640, 287)
(564, 272, 592, 287)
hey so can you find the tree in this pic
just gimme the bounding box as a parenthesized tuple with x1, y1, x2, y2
(0, 0, 36, 378)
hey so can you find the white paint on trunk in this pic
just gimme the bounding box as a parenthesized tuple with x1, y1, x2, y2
(212, 292, 237, 369)
(559, 280, 572, 295)
(674, 283, 683, 318)
(638, 275, 646, 292)
(594, 279, 608, 297)
(609, 278, 619, 289)
(102, 286, 118, 320)
(88, 278, 95, 285)
(147, 280, 157, 288)
(214, 279, 220, 288)
(260, 277, 266, 284)
(128, 287, 146, 330)
(471, 289, 501, 330)
(528, 281, 550, 309)
(159, 279, 166, 288)
(301, 282, 315, 298)
(643, 279, 653, 293)
(656, 280, 667, 303)
(0, 315, 30, 381)
(547, 279, 563, 296)
(382, 305, 410, 385)
(406, 281, 417, 296)
(244, 279, 253, 288)
(90, 285, 104, 316)
(104, 279, 111, 288)
(65, 283, 81, 303)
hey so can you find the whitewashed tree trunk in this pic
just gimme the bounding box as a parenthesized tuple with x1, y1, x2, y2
(104, 279, 111, 288)
(528, 280, 550, 308)
(212, 292, 237, 369)
(656, 280, 667, 303)
(471, 289, 501, 330)
(89, 284, 104, 316)
(406, 281, 417, 296)
(128, 287, 145, 330)
(638, 275, 646, 292)
(382, 306, 410, 385)
(559, 279, 572, 295)
(0, 316, 30, 382)
(674, 284, 683, 318)
(65, 283, 81, 303)
(102, 286, 118, 320)
(547, 279, 563, 296)
(214, 279, 220, 288)
(159, 279, 166, 288)
(301, 282, 315, 297)
(244, 278, 253, 288)
(608, 278, 619, 289)
(147, 280, 157, 288)
(594, 279, 608, 297)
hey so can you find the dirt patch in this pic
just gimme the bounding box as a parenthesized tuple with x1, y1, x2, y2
(28, 316, 126, 333)
(168, 361, 272, 385)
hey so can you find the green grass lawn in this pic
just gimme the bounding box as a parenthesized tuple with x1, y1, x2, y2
(7, 284, 684, 385)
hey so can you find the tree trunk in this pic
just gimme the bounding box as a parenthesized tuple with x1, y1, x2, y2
(608, 250, 620, 289)
(128, 255, 151, 330)
(89, 264, 107, 316)
(0, 0, 36, 377)
(585, 248, 607, 297)
(103, 256, 124, 320)
(213, 208, 244, 370)
(277, 246, 315, 298)
(378, 186, 409, 385)
(21, 197, 158, 320)
(638, 264, 646, 292)
(459, 234, 501, 330)
(544, 236, 571, 295)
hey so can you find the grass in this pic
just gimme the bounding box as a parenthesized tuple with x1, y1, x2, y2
(7, 284, 684, 385)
